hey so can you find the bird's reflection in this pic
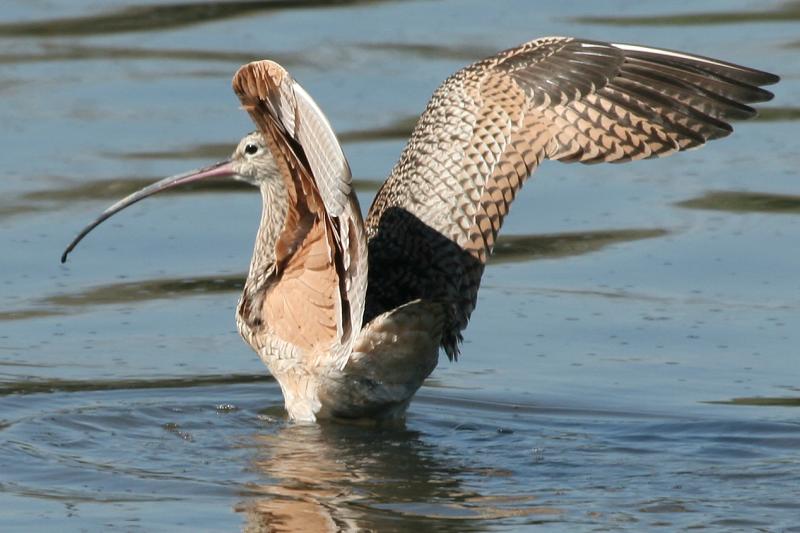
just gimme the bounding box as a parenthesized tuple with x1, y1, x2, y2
(236, 419, 472, 532)
(236, 408, 561, 532)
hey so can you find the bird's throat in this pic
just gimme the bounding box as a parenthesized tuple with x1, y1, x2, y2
(247, 180, 289, 282)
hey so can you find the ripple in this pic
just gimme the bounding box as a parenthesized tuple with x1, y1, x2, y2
(1, 227, 667, 321)
(111, 115, 419, 162)
(0, 374, 271, 396)
(0, 43, 303, 66)
(706, 396, 800, 407)
(489, 228, 669, 264)
(356, 42, 497, 62)
(0, 0, 399, 38)
(675, 191, 800, 215)
(573, 1, 800, 26)
(1, 383, 799, 530)
(1, 174, 381, 222)
(753, 107, 800, 122)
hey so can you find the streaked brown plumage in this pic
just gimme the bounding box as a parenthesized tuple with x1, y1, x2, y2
(62, 37, 778, 421)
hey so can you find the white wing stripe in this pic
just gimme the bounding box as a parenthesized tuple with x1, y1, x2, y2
(293, 82, 352, 217)
(611, 43, 744, 71)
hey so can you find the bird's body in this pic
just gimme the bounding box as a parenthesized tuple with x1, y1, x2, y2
(62, 37, 778, 422)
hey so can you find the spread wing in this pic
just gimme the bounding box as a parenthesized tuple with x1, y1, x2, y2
(364, 36, 778, 358)
(232, 61, 367, 368)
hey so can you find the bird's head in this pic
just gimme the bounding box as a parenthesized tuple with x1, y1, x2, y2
(229, 131, 280, 187)
(60, 131, 279, 263)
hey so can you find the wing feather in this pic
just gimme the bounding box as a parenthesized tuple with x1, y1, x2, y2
(365, 36, 777, 357)
(232, 61, 367, 367)
(292, 83, 353, 217)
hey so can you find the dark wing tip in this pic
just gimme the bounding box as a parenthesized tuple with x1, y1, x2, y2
(752, 70, 780, 86)
(612, 41, 778, 87)
(726, 66, 779, 88)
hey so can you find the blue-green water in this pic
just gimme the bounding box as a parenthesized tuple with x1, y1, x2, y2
(1, 1, 798, 530)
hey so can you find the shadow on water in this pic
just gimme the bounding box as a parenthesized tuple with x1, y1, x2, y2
(675, 191, 800, 214)
(707, 397, 800, 407)
(102, 101, 794, 162)
(1, 227, 667, 322)
(339, 116, 417, 144)
(47, 275, 246, 306)
(0, 374, 270, 397)
(356, 42, 498, 62)
(0, 41, 510, 67)
(573, 1, 800, 26)
(113, 115, 419, 162)
(0, 178, 252, 221)
(752, 107, 800, 122)
(25, 176, 252, 202)
(0, 274, 245, 321)
(0, 0, 398, 38)
(0, 176, 381, 220)
(489, 228, 668, 264)
(238, 423, 559, 531)
(0, 43, 309, 68)
(0, 116, 416, 220)
(114, 144, 240, 162)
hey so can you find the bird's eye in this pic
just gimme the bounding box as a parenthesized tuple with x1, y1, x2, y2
(244, 143, 259, 155)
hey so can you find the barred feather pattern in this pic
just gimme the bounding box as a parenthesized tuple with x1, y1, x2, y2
(365, 36, 777, 358)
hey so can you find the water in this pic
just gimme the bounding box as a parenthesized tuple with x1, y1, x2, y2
(1, 0, 799, 530)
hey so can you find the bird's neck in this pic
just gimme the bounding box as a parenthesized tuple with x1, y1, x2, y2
(246, 179, 289, 288)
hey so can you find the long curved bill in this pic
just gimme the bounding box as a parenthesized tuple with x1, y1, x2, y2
(61, 159, 236, 263)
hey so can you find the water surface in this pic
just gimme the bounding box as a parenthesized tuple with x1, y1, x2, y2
(1, 0, 798, 531)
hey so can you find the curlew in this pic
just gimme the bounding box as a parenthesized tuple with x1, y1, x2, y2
(62, 37, 778, 422)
